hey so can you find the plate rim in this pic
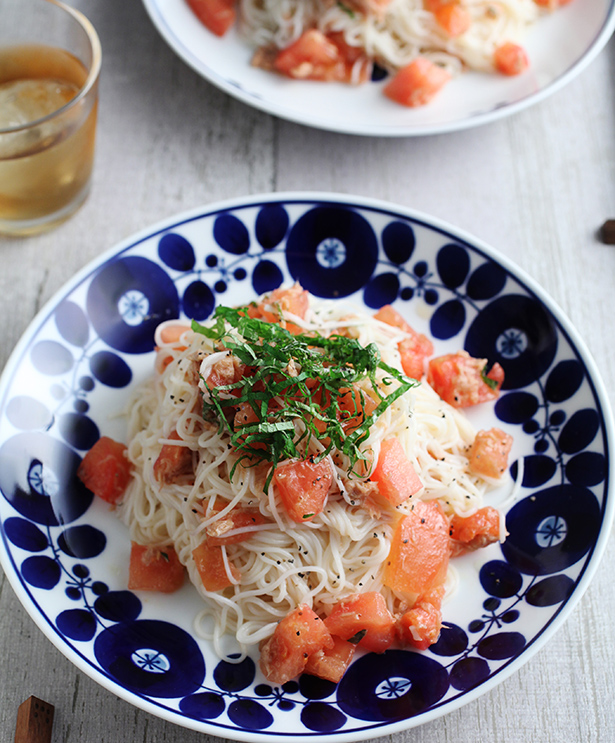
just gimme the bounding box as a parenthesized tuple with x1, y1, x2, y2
(140, 0, 615, 136)
(0, 191, 614, 740)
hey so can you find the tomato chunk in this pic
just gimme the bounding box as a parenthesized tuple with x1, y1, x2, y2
(450, 506, 501, 557)
(433, 3, 471, 36)
(494, 42, 529, 76)
(77, 436, 131, 504)
(305, 636, 356, 683)
(273, 457, 332, 523)
(192, 541, 240, 591)
(260, 605, 334, 685)
(370, 438, 423, 507)
(186, 0, 236, 37)
(383, 501, 450, 602)
(338, 385, 377, 432)
(374, 304, 433, 379)
(324, 592, 395, 653)
(128, 543, 185, 593)
(153, 431, 193, 484)
(427, 351, 504, 407)
(384, 57, 451, 107)
(468, 428, 513, 479)
(397, 586, 444, 650)
(205, 506, 267, 546)
(274, 30, 346, 82)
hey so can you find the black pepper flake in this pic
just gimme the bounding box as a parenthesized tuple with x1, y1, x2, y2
(421, 518, 425, 524)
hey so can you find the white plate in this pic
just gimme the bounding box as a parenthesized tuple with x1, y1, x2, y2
(141, 0, 615, 135)
(0, 193, 613, 740)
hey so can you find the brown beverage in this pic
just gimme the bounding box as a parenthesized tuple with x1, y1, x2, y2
(0, 44, 98, 232)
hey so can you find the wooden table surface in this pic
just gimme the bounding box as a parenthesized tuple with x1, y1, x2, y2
(1, 1, 614, 741)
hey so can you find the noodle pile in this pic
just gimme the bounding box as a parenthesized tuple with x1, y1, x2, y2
(118, 294, 503, 660)
(239, 0, 539, 78)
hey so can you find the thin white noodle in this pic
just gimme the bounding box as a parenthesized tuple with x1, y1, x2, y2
(117, 294, 510, 662)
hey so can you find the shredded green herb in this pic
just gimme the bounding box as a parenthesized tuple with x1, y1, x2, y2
(192, 306, 418, 489)
(481, 364, 498, 390)
(337, 1, 355, 17)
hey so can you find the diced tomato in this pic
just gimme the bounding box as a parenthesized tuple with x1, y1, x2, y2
(127, 543, 185, 593)
(327, 32, 372, 84)
(205, 352, 246, 389)
(397, 586, 444, 650)
(384, 57, 451, 107)
(259, 604, 334, 685)
(206, 506, 267, 546)
(338, 385, 377, 432)
(427, 350, 504, 407)
(192, 541, 240, 591)
(153, 430, 193, 484)
(493, 42, 529, 76)
(450, 506, 501, 556)
(533, 0, 573, 6)
(77, 436, 131, 504)
(186, 0, 236, 37)
(383, 500, 450, 602)
(370, 438, 423, 507)
(324, 592, 395, 653)
(255, 283, 310, 334)
(273, 457, 333, 523)
(374, 304, 433, 379)
(468, 428, 513, 479)
(274, 30, 346, 82)
(374, 304, 415, 333)
(304, 636, 356, 683)
(433, 3, 471, 36)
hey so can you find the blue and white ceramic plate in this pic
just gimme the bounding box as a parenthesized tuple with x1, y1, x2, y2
(141, 0, 615, 136)
(0, 194, 612, 740)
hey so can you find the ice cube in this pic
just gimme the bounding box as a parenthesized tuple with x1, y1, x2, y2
(0, 78, 78, 129)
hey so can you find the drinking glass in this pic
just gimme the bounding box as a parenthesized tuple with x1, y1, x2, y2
(0, 0, 101, 236)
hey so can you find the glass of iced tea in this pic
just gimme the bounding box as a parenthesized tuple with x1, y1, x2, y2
(0, 0, 101, 236)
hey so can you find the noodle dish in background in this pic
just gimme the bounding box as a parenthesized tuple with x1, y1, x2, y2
(142, 0, 615, 135)
(0, 193, 612, 739)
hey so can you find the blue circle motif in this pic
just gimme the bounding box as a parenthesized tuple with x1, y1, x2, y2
(285, 207, 378, 298)
(94, 619, 205, 698)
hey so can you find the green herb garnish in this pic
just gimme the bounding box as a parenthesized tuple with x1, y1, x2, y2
(481, 364, 498, 390)
(192, 306, 417, 489)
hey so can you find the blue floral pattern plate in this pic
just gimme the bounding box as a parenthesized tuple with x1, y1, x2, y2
(141, 0, 615, 136)
(0, 193, 612, 740)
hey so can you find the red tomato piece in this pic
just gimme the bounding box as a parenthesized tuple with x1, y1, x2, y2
(397, 586, 444, 650)
(370, 438, 423, 507)
(468, 428, 513, 479)
(153, 430, 193, 484)
(205, 352, 246, 389)
(338, 385, 377, 433)
(127, 543, 185, 593)
(434, 3, 471, 36)
(384, 57, 451, 107)
(186, 0, 236, 37)
(274, 30, 345, 82)
(273, 457, 333, 523)
(494, 42, 529, 76)
(427, 351, 504, 407)
(260, 605, 334, 685)
(374, 304, 433, 379)
(324, 592, 395, 653)
(304, 636, 356, 683)
(450, 506, 501, 556)
(533, 0, 573, 6)
(192, 541, 240, 591)
(206, 507, 267, 546)
(77, 436, 131, 504)
(383, 501, 450, 602)
(255, 283, 310, 333)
